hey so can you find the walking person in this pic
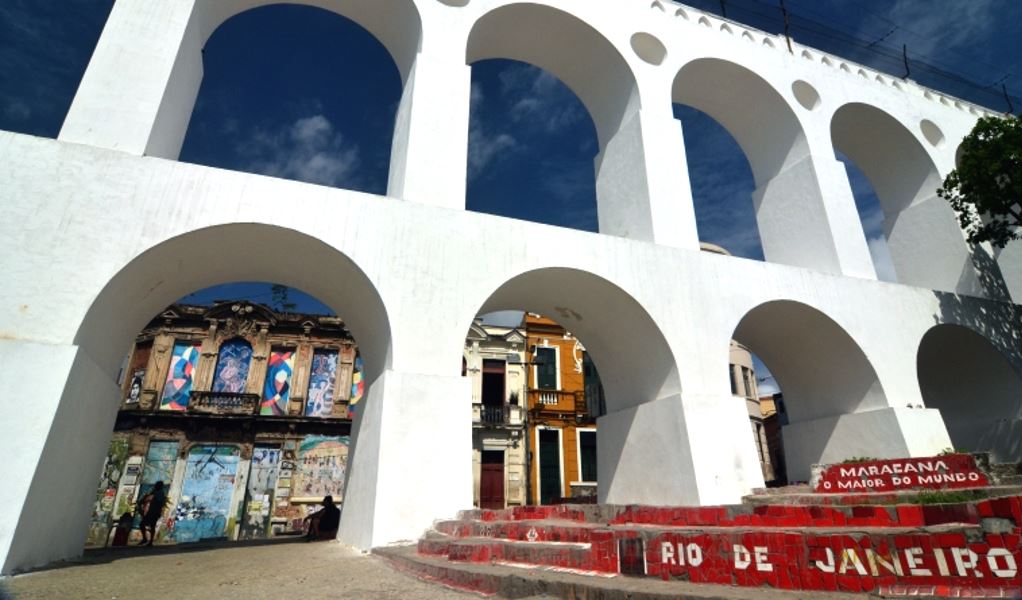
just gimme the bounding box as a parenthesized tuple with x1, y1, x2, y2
(138, 481, 168, 546)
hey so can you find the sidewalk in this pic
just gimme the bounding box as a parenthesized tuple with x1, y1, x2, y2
(0, 538, 477, 600)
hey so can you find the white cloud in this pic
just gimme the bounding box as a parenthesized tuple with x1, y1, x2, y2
(468, 81, 517, 179)
(467, 128, 516, 179)
(240, 115, 361, 188)
(867, 236, 898, 282)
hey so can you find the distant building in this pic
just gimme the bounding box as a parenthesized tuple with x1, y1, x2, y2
(524, 314, 603, 504)
(760, 392, 789, 485)
(464, 319, 529, 509)
(86, 302, 362, 547)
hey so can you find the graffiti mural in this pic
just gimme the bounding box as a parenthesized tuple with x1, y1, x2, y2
(240, 445, 281, 539)
(212, 338, 253, 394)
(172, 445, 240, 542)
(261, 349, 295, 416)
(136, 440, 180, 542)
(85, 436, 130, 547)
(160, 341, 201, 410)
(292, 435, 349, 501)
(346, 355, 364, 419)
(304, 349, 338, 418)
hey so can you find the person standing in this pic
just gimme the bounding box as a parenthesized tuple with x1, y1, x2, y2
(138, 481, 168, 546)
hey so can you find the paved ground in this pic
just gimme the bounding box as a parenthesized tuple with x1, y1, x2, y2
(0, 539, 488, 600)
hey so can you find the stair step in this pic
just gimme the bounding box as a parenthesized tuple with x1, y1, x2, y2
(446, 537, 605, 572)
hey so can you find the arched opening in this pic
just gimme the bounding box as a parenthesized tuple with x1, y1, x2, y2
(678, 107, 761, 259)
(178, 4, 406, 194)
(918, 324, 1022, 461)
(673, 59, 843, 273)
(465, 60, 600, 231)
(466, 4, 646, 238)
(831, 103, 984, 295)
(838, 152, 898, 281)
(732, 300, 890, 481)
(468, 268, 685, 506)
(85, 284, 365, 547)
(5, 224, 390, 569)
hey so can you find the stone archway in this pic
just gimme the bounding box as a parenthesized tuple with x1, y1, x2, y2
(918, 324, 1022, 461)
(470, 267, 686, 505)
(1, 223, 391, 574)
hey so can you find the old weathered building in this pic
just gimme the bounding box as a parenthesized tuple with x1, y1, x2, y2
(86, 302, 362, 547)
(525, 314, 603, 505)
(464, 319, 528, 509)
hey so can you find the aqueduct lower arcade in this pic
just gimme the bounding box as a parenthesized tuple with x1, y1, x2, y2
(2, 0, 1022, 575)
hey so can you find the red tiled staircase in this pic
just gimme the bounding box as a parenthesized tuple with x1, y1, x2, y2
(398, 495, 1022, 597)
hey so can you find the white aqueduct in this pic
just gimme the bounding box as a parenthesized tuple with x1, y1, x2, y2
(2, 0, 1021, 574)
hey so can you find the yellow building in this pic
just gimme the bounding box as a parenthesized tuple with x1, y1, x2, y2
(524, 314, 602, 505)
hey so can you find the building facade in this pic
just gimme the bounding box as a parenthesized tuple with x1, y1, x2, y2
(525, 314, 603, 505)
(85, 302, 362, 547)
(464, 320, 528, 509)
(729, 341, 775, 482)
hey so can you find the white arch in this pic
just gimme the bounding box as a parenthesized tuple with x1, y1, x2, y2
(474, 267, 680, 413)
(732, 300, 890, 479)
(466, 3, 638, 150)
(3, 223, 391, 574)
(918, 323, 1022, 461)
(470, 266, 688, 505)
(673, 58, 845, 274)
(831, 102, 995, 296)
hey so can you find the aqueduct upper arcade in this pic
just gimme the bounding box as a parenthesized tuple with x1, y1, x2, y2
(1, 0, 1020, 575)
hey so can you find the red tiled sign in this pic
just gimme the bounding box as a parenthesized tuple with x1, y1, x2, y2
(814, 455, 989, 493)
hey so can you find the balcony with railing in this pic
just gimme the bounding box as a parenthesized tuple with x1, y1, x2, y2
(527, 390, 584, 412)
(472, 403, 524, 427)
(188, 391, 261, 415)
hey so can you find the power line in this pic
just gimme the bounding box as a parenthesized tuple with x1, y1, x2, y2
(682, 0, 1019, 114)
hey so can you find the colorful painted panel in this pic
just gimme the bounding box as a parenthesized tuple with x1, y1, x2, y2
(304, 349, 339, 418)
(212, 338, 253, 394)
(135, 440, 180, 541)
(160, 341, 201, 410)
(292, 435, 349, 501)
(261, 350, 295, 416)
(240, 445, 281, 540)
(85, 436, 130, 547)
(346, 355, 364, 419)
(172, 445, 240, 543)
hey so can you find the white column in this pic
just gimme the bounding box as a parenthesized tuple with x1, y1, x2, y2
(754, 152, 878, 278)
(596, 105, 700, 250)
(338, 369, 472, 549)
(0, 342, 119, 575)
(59, 0, 201, 159)
(386, 51, 472, 210)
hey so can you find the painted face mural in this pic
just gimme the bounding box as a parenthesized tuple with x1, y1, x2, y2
(212, 338, 253, 394)
(160, 341, 201, 410)
(261, 350, 295, 415)
(304, 349, 339, 418)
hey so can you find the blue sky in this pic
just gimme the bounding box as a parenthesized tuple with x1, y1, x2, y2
(1, 1, 1019, 390)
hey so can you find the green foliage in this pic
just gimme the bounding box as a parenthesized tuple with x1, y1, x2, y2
(909, 489, 985, 505)
(938, 115, 1022, 248)
(840, 456, 877, 464)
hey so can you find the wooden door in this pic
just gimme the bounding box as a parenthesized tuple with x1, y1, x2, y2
(538, 429, 561, 505)
(480, 451, 505, 509)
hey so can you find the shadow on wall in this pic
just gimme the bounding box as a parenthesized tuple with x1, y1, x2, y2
(923, 291, 1022, 461)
